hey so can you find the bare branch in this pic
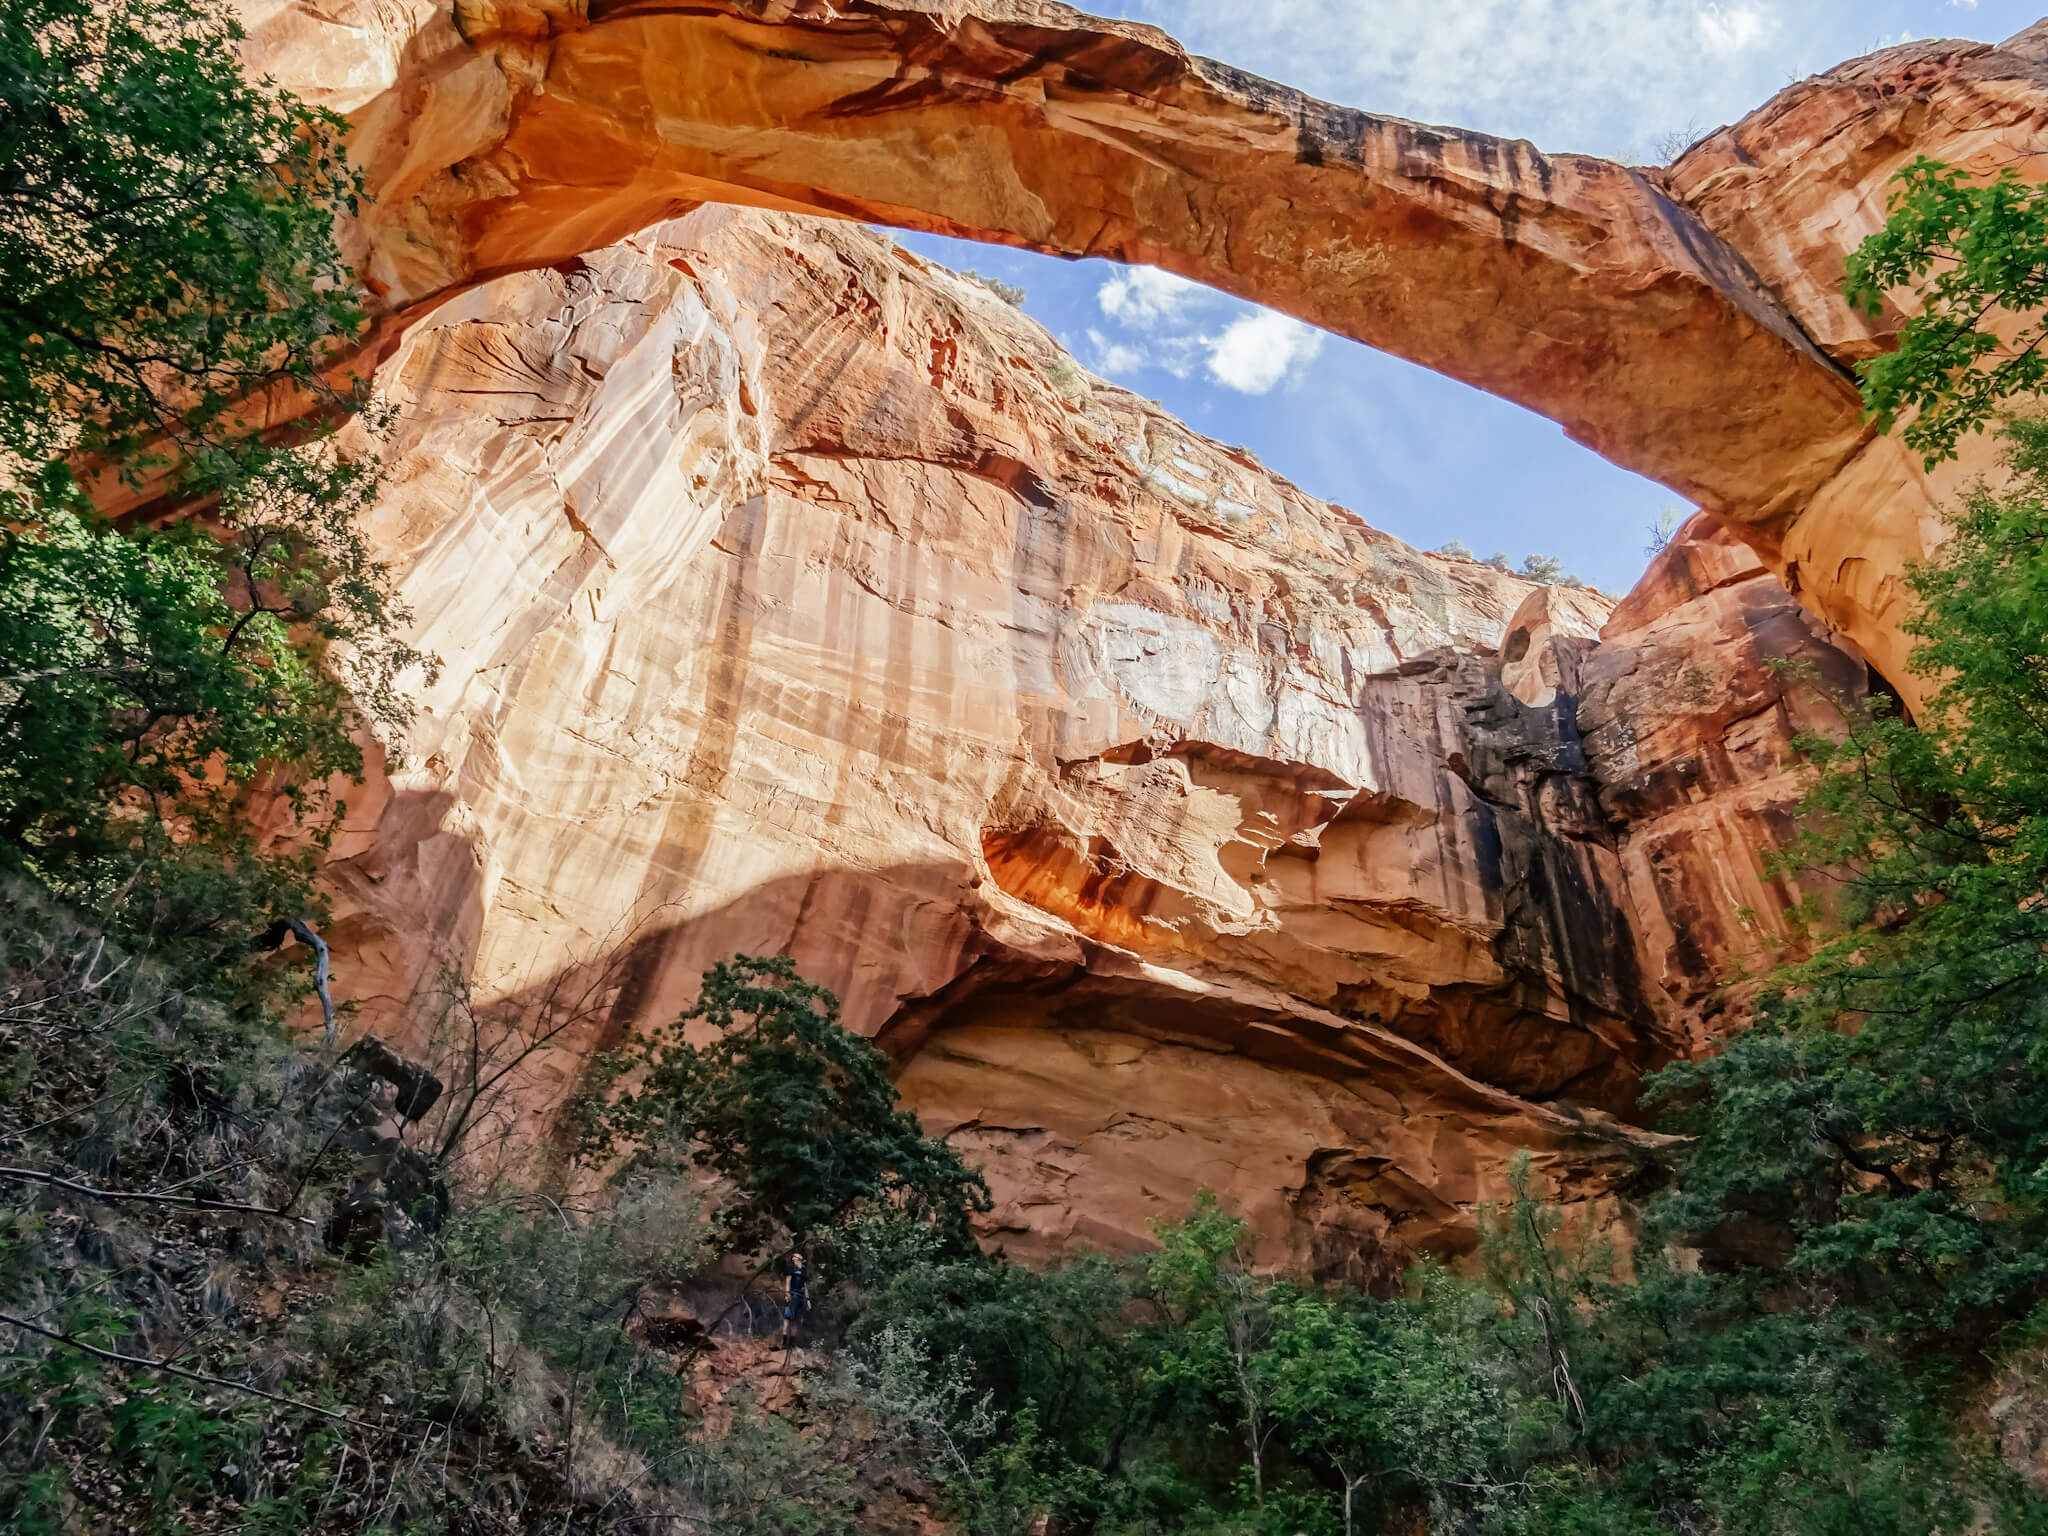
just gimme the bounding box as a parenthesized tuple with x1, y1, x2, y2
(0, 1165, 314, 1225)
(0, 1310, 378, 1428)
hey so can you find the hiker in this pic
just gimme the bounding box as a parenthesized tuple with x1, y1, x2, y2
(781, 1251, 809, 1345)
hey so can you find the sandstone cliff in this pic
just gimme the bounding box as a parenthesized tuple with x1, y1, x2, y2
(1581, 517, 1869, 1055)
(311, 205, 1656, 1269)
(216, 0, 2048, 1269)
(293, 202, 1881, 1273)
(235, 0, 2048, 708)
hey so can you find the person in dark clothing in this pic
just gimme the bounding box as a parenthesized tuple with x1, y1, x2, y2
(781, 1251, 809, 1346)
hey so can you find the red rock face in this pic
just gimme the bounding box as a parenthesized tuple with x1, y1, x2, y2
(220, 3, 1988, 1267)
(236, 0, 2048, 710)
(306, 207, 1701, 1273)
(1579, 517, 1869, 1054)
(1651, 24, 2048, 700)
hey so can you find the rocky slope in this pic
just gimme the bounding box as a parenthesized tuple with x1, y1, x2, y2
(234, 0, 2048, 708)
(297, 204, 1870, 1274)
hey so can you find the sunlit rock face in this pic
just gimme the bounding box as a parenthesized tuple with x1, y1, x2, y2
(220, 0, 1957, 1269)
(236, 0, 2047, 709)
(319, 207, 1689, 1272)
(1653, 23, 2048, 701)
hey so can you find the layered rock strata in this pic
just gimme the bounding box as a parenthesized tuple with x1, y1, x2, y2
(315, 206, 1712, 1272)
(1580, 516, 1869, 1054)
(214, 0, 1974, 1267)
(237, 0, 2048, 703)
(1656, 26, 2048, 695)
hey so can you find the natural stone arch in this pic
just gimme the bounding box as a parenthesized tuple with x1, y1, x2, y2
(243, 0, 2048, 695)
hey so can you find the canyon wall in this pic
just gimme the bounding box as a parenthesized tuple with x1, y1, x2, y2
(1580, 517, 1869, 1056)
(218, 0, 2047, 1267)
(305, 204, 1866, 1271)
(1655, 26, 2048, 696)
(237, 0, 2048, 704)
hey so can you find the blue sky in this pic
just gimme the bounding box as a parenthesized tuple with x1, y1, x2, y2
(896, 0, 2044, 596)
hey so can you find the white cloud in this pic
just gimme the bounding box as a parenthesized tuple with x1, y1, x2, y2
(1698, 4, 1769, 54)
(1098, 266, 1204, 324)
(1155, 339, 1203, 379)
(1205, 311, 1326, 395)
(1090, 264, 1326, 395)
(1088, 326, 1204, 380)
(1086, 328, 1152, 376)
(1101, 1, 1931, 158)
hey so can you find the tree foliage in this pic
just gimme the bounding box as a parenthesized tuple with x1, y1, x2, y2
(1648, 418, 2048, 1335)
(0, 452, 424, 969)
(0, 0, 422, 960)
(574, 955, 991, 1271)
(0, 892, 902, 1532)
(11, 14, 2048, 1534)
(1263, 1280, 1523, 1536)
(1494, 165, 2048, 1529)
(0, 0, 364, 475)
(1845, 156, 2048, 466)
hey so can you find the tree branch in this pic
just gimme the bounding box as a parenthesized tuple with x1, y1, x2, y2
(0, 1165, 314, 1225)
(0, 1309, 378, 1428)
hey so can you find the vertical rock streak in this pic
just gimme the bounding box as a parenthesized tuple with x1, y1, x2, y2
(306, 208, 1859, 1269)
(221, 1, 2048, 1267)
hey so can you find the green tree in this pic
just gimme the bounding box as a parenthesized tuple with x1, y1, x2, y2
(1650, 419, 2048, 1331)
(1539, 150, 2048, 1532)
(1265, 1284, 1522, 1536)
(0, 0, 421, 960)
(575, 955, 991, 1271)
(1590, 424, 2048, 1529)
(1, 0, 365, 476)
(1844, 157, 2048, 466)
(0, 453, 419, 971)
(1478, 1155, 1613, 1441)
(1139, 1193, 1287, 1510)
(855, 1247, 1138, 1469)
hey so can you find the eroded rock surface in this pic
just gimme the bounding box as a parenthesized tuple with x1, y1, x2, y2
(236, 0, 2048, 705)
(221, 0, 1986, 1269)
(318, 207, 1686, 1271)
(1580, 516, 1868, 1053)
(1655, 24, 2048, 696)
(244, 0, 1859, 522)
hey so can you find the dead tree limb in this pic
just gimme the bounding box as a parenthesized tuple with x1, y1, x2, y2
(0, 1310, 379, 1429)
(0, 1166, 315, 1225)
